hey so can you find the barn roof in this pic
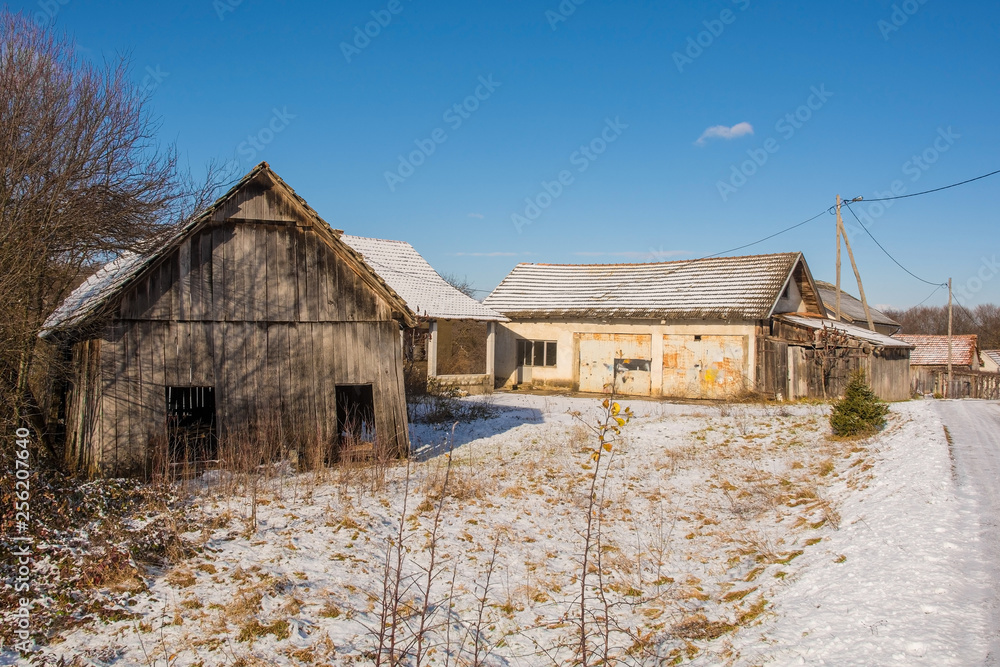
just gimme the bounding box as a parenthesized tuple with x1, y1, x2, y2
(892, 334, 979, 366)
(814, 280, 900, 331)
(41, 163, 416, 337)
(341, 236, 506, 322)
(483, 252, 821, 320)
(777, 314, 914, 349)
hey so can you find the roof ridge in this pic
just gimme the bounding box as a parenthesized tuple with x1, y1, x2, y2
(517, 251, 799, 269)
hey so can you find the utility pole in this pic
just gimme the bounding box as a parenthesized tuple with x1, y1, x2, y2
(948, 277, 953, 396)
(835, 195, 842, 322)
(834, 196, 875, 330)
(839, 210, 876, 331)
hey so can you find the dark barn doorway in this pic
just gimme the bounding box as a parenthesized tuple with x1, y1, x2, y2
(335, 384, 376, 445)
(166, 386, 218, 463)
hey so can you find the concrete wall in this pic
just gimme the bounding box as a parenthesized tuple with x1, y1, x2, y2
(496, 319, 758, 397)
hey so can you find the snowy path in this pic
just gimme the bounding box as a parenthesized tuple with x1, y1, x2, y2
(935, 400, 1000, 664)
(752, 402, 989, 666)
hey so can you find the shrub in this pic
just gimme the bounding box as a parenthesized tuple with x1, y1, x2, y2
(829, 371, 889, 436)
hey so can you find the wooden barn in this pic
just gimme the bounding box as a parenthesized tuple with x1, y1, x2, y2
(41, 163, 416, 476)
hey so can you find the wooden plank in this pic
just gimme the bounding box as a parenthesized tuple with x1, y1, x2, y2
(222, 224, 236, 322)
(315, 236, 330, 321)
(309, 323, 326, 441)
(279, 228, 297, 321)
(339, 260, 356, 322)
(266, 227, 280, 321)
(212, 226, 227, 323)
(200, 229, 214, 319)
(295, 229, 308, 322)
(189, 233, 203, 321)
(212, 323, 228, 434)
(304, 233, 319, 322)
(256, 223, 267, 322)
(232, 224, 247, 322)
(178, 238, 191, 321)
(189, 322, 209, 386)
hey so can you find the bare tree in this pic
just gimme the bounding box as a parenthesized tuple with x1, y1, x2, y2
(884, 303, 1000, 349)
(0, 11, 229, 461)
(441, 273, 478, 299)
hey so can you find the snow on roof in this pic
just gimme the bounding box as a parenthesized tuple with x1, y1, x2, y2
(814, 280, 900, 329)
(340, 235, 506, 322)
(893, 334, 979, 366)
(778, 314, 914, 349)
(483, 252, 806, 320)
(42, 252, 146, 334)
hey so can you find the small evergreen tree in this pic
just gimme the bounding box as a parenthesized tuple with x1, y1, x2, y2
(829, 370, 889, 436)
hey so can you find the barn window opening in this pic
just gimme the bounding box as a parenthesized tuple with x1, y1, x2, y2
(694, 335, 702, 341)
(336, 384, 376, 444)
(165, 386, 217, 463)
(516, 340, 557, 367)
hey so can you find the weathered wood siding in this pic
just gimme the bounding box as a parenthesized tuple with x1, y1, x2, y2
(64, 219, 409, 475)
(757, 320, 911, 402)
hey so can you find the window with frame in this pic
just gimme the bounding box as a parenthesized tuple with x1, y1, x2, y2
(516, 339, 557, 367)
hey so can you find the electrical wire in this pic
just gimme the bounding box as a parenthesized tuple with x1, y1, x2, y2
(950, 291, 985, 329)
(703, 208, 829, 258)
(857, 168, 1000, 203)
(842, 202, 946, 287)
(912, 283, 945, 308)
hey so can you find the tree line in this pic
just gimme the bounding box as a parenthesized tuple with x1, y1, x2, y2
(883, 304, 1000, 350)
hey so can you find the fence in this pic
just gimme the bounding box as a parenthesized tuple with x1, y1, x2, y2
(911, 368, 1000, 399)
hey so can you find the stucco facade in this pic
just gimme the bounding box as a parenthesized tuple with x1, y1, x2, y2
(495, 319, 759, 398)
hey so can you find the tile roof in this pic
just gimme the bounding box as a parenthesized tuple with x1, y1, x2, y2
(778, 315, 914, 349)
(341, 235, 506, 322)
(814, 280, 900, 330)
(982, 350, 1000, 368)
(892, 334, 978, 366)
(483, 252, 808, 320)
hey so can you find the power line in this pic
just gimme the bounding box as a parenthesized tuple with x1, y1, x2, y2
(858, 167, 1000, 203)
(913, 283, 946, 308)
(842, 202, 945, 287)
(704, 208, 829, 258)
(950, 290, 984, 329)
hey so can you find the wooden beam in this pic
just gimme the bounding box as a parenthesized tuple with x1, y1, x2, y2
(838, 214, 876, 331)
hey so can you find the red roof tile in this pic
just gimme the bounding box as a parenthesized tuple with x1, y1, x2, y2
(892, 334, 978, 366)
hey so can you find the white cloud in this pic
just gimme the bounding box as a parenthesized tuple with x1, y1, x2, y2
(467, 213, 485, 219)
(695, 122, 754, 146)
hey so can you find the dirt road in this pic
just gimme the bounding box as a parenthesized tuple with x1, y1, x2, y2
(935, 400, 1000, 664)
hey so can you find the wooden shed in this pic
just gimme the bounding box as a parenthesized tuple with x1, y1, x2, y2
(41, 163, 416, 476)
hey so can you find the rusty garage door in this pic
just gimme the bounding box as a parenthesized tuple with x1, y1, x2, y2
(662, 334, 747, 399)
(579, 334, 652, 395)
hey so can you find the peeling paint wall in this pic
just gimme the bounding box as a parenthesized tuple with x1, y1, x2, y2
(495, 319, 757, 397)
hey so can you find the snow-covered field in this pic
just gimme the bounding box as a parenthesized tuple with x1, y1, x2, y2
(5, 394, 988, 666)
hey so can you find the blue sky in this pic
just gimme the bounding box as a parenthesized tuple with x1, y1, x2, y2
(10, 0, 999, 308)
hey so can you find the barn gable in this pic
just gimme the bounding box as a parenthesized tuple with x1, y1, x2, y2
(42, 162, 414, 339)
